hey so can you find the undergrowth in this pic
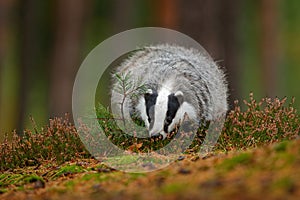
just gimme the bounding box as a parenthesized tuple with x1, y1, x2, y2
(0, 115, 90, 171)
(217, 93, 300, 151)
(96, 93, 299, 153)
(0, 94, 299, 171)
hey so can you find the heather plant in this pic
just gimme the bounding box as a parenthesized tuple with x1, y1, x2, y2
(0, 115, 90, 171)
(0, 94, 299, 171)
(217, 93, 300, 151)
(96, 93, 300, 153)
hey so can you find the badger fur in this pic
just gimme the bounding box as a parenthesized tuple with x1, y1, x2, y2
(111, 44, 228, 139)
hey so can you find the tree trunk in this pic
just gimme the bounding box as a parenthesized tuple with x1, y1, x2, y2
(112, 0, 135, 32)
(259, 0, 279, 98)
(178, 0, 240, 106)
(153, 0, 179, 29)
(49, 0, 89, 118)
(178, 0, 221, 58)
(219, 0, 240, 106)
(17, 0, 38, 133)
(0, 0, 15, 135)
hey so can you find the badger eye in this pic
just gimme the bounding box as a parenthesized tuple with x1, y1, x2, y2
(148, 117, 151, 123)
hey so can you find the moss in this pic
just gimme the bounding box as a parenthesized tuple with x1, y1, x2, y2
(81, 173, 99, 181)
(0, 173, 25, 187)
(0, 188, 8, 194)
(64, 180, 76, 189)
(106, 155, 139, 165)
(0, 173, 44, 192)
(54, 165, 86, 178)
(274, 141, 288, 152)
(218, 153, 253, 171)
(23, 174, 44, 183)
(81, 173, 110, 182)
(272, 177, 295, 192)
(161, 183, 186, 194)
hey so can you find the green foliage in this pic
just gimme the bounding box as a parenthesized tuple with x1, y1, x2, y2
(113, 72, 147, 125)
(113, 72, 147, 98)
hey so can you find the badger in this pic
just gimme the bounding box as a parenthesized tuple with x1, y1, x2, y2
(111, 44, 228, 139)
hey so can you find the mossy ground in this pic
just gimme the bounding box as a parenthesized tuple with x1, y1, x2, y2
(1, 138, 300, 200)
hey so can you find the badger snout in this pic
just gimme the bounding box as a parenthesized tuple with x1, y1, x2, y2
(149, 127, 163, 137)
(149, 130, 167, 139)
(149, 119, 167, 139)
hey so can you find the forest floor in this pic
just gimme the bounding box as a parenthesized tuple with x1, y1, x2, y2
(1, 96, 299, 199)
(1, 138, 300, 200)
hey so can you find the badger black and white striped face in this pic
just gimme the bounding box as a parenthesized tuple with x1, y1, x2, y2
(136, 87, 196, 139)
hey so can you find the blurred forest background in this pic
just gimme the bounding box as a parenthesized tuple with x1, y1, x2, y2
(0, 0, 300, 140)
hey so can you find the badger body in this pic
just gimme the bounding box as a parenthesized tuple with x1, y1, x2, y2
(111, 44, 228, 138)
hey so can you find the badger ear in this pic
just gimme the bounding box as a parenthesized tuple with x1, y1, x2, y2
(145, 89, 153, 95)
(144, 89, 153, 98)
(175, 91, 184, 104)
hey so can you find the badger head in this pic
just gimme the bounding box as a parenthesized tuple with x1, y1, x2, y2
(136, 87, 197, 139)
